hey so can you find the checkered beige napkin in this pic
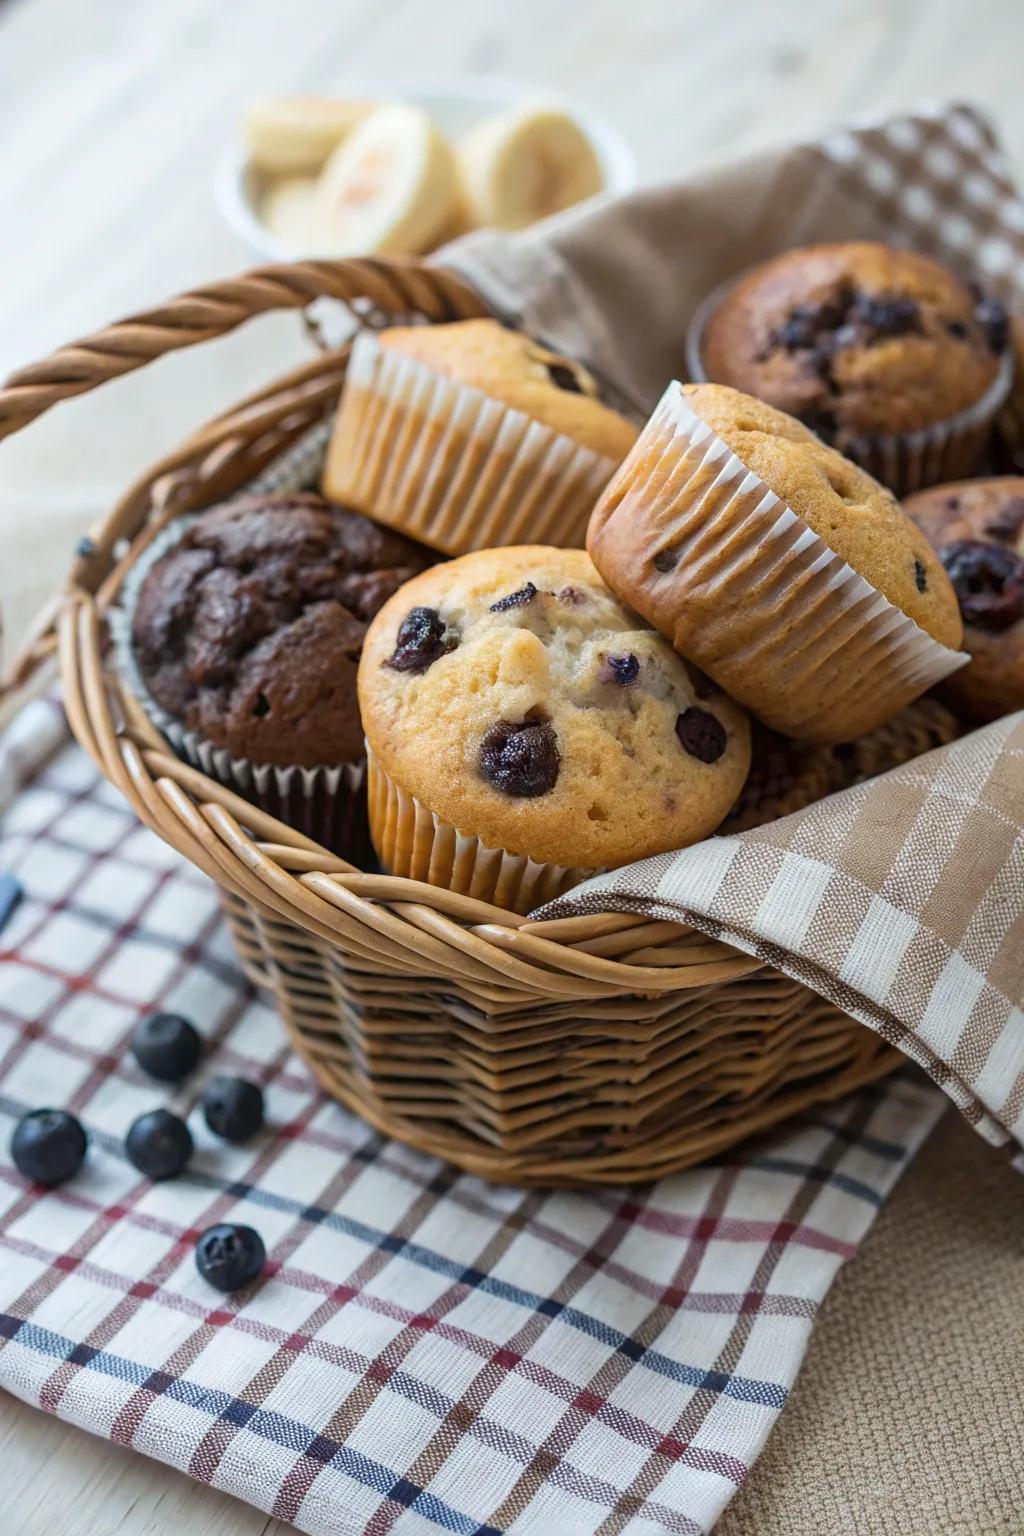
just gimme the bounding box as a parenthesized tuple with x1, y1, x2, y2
(541, 715, 1024, 1154)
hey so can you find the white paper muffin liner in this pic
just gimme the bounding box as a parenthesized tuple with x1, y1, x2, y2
(366, 746, 594, 916)
(111, 428, 369, 858)
(321, 328, 622, 555)
(589, 383, 969, 743)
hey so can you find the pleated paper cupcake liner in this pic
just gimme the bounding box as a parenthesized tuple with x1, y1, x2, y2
(111, 483, 369, 864)
(322, 329, 621, 555)
(589, 383, 969, 743)
(366, 747, 593, 916)
(685, 275, 1015, 496)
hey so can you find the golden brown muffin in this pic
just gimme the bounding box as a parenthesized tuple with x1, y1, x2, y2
(905, 477, 1024, 723)
(323, 322, 637, 556)
(365, 320, 637, 459)
(700, 243, 1008, 440)
(587, 383, 966, 742)
(359, 547, 750, 908)
(685, 386, 962, 646)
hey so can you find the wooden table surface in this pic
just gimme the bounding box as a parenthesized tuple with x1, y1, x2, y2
(1, 0, 1022, 1532)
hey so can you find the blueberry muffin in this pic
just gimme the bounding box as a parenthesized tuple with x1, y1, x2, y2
(322, 319, 637, 556)
(695, 243, 1012, 492)
(588, 383, 966, 743)
(128, 492, 433, 853)
(905, 477, 1024, 723)
(358, 546, 751, 912)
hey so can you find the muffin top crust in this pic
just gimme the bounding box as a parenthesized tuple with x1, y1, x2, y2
(682, 384, 964, 648)
(359, 546, 750, 869)
(131, 493, 432, 767)
(700, 242, 1008, 439)
(375, 319, 638, 459)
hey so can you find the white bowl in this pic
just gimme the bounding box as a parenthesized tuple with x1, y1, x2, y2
(216, 75, 637, 264)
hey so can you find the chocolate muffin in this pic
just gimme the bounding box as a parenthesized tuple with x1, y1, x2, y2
(905, 477, 1024, 724)
(695, 243, 1012, 492)
(132, 492, 432, 767)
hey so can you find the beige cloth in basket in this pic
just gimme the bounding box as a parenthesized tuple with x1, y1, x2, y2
(444, 101, 1024, 1157)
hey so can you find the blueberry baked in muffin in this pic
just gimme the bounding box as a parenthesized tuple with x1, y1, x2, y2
(358, 545, 750, 912)
(905, 476, 1024, 723)
(694, 243, 1012, 491)
(322, 319, 637, 555)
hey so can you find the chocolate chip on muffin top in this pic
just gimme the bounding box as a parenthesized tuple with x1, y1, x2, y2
(131, 493, 433, 767)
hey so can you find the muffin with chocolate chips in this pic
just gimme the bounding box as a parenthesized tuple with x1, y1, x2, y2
(588, 383, 966, 742)
(691, 243, 1013, 494)
(126, 491, 433, 855)
(905, 477, 1024, 723)
(358, 546, 750, 913)
(322, 319, 637, 556)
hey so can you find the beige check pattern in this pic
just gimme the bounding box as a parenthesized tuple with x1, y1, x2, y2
(543, 714, 1024, 1153)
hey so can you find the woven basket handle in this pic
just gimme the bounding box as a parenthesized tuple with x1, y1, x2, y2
(0, 257, 487, 442)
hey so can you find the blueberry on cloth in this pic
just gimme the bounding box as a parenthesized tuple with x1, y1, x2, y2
(131, 1012, 201, 1082)
(195, 1222, 266, 1293)
(202, 1076, 264, 1143)
(0, 872, 23, 938)
(10, 1109, 87, 1186)
(125, 1109, 193, 1181)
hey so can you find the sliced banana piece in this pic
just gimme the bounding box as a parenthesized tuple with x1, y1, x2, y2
(260, 176, 319, 250)
(458, 106, 604, 231)
(310, 103, 458, 256)
(244, 96, 370, 175)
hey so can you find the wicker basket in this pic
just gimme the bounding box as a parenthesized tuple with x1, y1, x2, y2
(0, 259, 959, 1185)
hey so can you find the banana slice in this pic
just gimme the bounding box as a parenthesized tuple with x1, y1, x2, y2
(310, 103, 458, 256)
(244, 96, 370, 175)
(457, 106, 604, 231)
(260, 176, 319, 249)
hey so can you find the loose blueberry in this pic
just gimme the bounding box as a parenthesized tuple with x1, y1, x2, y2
(546, 361, 585, 394)
(914, 558, 928, 593)
(604, 653, 640, 686)
(479, 719, 560, 797)
(195, 1222, 266, 1293)
(0, 872, 23, 938)
(11, 1109, 87, 1186)
(202, 1076, 264, 1144)
(126, 1109, 193, 1181)
(940, 539, 1024, 630)
(132, 1012, 201, 1082)
(386, 606, 455, 673)
(676, 707, 728, 763)
(489, 582, 538, 613)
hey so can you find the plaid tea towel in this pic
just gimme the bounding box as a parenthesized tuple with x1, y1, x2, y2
(0, 697, 946, 1536)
